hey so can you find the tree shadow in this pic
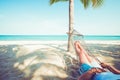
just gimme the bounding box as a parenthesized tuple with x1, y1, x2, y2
(112, 59, 120, 70)
(0, 44, 74, 80)
(87, 44, 120, 70)
(0, 45, 25, 80)
(43, 43, 81, 79)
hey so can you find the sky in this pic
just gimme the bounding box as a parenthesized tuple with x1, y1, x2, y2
(0, 0, 120, 35)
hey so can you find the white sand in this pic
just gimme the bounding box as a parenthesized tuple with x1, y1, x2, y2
(0, 40, 77, 80)
(0, 40, 120, 80)
(86, 40, 120, 45)
(0, 40, 120, 45)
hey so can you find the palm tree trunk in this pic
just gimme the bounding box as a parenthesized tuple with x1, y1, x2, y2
(67, 0, 74, 52)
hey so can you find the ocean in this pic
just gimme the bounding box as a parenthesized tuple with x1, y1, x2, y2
(0, 35, 120, 41)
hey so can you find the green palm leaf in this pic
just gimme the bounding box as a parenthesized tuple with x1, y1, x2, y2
(50, 0, 69, 5)
(81, 0, 90, 8)
(50, 0, 103, 8)
(80, 0, 103, 8)
(91, 0, 103, 7)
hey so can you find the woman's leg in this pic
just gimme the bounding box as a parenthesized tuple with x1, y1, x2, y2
(74, 41, 101, 67)
(74, 41, 92, 65)
(76, 42, 101, 67)
(79, 44, 94, 63)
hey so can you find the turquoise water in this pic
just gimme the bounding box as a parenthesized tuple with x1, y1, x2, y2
(0, 35, 68, 41)
(0, 35, 120, 41)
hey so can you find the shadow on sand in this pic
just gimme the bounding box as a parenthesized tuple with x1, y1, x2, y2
(0, 43, 120, 80)
(0, 44, 80, 80)
(87, 44, 120, 70)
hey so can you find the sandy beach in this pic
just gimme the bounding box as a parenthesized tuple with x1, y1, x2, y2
(0, 40, 120, 80)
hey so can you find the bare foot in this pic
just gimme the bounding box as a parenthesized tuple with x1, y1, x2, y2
(74, 41, 82, 56)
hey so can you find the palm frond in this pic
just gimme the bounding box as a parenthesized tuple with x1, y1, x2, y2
(80, 0, 90, 9)
(80, 0, 103, 8)
(49, 0, 69, 5)
(91, 0, 103, 7)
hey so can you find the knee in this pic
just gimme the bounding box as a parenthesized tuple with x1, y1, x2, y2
(74, 41, 79, 46)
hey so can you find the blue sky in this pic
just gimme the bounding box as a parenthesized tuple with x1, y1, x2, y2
(0, 0, 120, 35)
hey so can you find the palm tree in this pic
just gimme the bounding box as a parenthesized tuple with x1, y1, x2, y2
(50, 0, 103, 52)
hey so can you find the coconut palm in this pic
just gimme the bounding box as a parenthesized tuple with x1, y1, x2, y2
(50, 0, 103, 52)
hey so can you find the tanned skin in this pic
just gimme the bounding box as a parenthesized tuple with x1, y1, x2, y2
(74, 41, 120, 80)
(101, 63, 120, 74)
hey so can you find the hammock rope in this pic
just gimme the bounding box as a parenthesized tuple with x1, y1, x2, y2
(70, 29, 102, 64)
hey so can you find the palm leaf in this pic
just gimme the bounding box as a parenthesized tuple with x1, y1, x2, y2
(80, 0, 90, 8)
(50, 0, 69, 5)
(92, 0, 103, 7)
(80, 0, 103, 8)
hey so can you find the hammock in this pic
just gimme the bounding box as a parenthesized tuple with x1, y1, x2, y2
(70, 29, 101, 65)
(67, 30, 120, 79)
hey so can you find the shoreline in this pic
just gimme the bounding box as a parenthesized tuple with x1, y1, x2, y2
(0, 40, 120, 45)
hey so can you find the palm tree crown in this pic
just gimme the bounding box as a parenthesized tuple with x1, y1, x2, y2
(50, 0, 103, 8)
